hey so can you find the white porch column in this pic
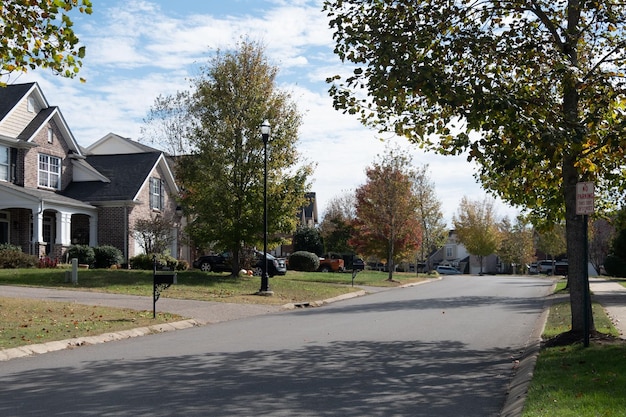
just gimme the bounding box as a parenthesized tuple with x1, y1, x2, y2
(32, 207, 44, 244)
(56, 211, 72, 246)
(89, 215, 98, 247)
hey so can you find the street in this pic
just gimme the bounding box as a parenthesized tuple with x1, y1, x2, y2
(0, 275, 553, 416)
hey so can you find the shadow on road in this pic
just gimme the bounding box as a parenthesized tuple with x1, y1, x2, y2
(1, 338, 516, 417)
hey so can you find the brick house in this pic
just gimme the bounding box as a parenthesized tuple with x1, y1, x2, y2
(0, 82, 186, 264)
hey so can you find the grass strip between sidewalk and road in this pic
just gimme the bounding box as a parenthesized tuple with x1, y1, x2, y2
(0, 297, 181, 350)
(522, 282, 626, 417)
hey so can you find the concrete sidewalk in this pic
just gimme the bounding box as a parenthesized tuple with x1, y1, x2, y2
(589, 278, 626, 338)
(0, 285, 285, 325)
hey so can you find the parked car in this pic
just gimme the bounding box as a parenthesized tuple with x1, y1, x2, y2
(192, 253, 231, 273)
(253, 251, 287, 277)
(436, 265, 461, 275)
(538, 260, 554, 275)
(193, 251, 286, 277)
(527, 263, 539, 275)
(554, 261, 568, 276)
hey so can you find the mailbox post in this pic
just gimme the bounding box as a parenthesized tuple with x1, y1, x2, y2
(153, 256, 177, 318)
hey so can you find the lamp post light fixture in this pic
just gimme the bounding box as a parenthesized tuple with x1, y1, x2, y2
(258, 119, 273, 295)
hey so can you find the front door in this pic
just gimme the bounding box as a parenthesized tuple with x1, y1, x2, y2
(43, 213, 56, 255)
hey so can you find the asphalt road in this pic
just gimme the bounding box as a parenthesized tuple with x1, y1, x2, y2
(0, 275, 553, 417)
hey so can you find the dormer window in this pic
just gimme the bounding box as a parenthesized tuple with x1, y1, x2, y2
(38, 154, 61, 189)
(47, 127, 54, 143)
(27, 97, 35, 113)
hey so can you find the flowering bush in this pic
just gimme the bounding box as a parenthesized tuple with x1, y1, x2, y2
(38, 257, 58, 268)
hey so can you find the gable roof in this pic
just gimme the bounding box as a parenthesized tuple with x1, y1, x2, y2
(0, 83, 39, 121)
(86, 132, 162, 155)
(61, 152, 175, 203)
(0, 82, 83, 155)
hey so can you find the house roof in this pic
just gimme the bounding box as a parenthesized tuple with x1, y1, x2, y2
(0, 181, 95, 212)
(298, 192, 318, 224)
(0, 82, 82, 155)
(86, 132, 163, 155)
(62, 152, 165, 203)
(0, 83, 37, 121)
(17, 106, 57, 140)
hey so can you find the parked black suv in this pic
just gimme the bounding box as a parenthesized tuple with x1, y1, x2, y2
(193, 251, 286, 277)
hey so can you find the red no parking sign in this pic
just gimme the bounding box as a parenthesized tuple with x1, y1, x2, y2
(576, 181, 595, 215)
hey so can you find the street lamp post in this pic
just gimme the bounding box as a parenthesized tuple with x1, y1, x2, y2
(259, 120, 273, 295)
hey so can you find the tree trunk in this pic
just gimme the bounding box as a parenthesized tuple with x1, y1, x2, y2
(387, 239, 395, 281)
(563, 155, 594, 334)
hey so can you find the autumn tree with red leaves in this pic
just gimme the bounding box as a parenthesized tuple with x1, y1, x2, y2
(350, 148, 422, 281)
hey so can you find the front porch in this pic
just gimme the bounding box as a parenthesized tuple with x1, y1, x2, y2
(0, 182, 97, 258)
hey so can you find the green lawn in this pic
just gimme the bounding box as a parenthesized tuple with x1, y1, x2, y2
(0, 268, 430, 305)
(0, 297, 181, 350)
(522, 281, 626, 417)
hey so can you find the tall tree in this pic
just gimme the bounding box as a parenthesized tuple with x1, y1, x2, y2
(498, 216, 536, 275)
(323, 0, 626, 336)
(0, 0, 92, 84)
(453, 197, 502, 274)
(350, 147, 422, 281)
(536, 224, 568, 264)
(318, 192, 357, 254)
(177, 40, 314, 275)
(292, 226, 324, 256)
(141, 91, 193, 156)
(412, 165, 447, 271)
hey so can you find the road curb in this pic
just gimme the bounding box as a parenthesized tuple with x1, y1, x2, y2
(0, 319, 199, 362)
(500, 280, 556, 417)
(0, 278, 439, 361)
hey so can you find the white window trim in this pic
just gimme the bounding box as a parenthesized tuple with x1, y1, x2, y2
(38, 154, 61, 190)
(0, 145, 9, 182)
(150, 177, 164, 211)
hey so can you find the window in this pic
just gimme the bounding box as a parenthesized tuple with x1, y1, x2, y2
(47, 127, 53, 143)
(0, 146, 9, 182)
(38, 154, 61, 189)
(27, 97, 35, 112)
(150, 177, 164, 210)
(445, 246, 453, 258)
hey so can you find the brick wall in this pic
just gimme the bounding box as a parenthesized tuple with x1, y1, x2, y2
(22, 120, 72, 189)
(98, 206, 127, 252)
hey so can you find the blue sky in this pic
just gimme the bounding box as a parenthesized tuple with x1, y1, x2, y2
(7, 0, 517, 225)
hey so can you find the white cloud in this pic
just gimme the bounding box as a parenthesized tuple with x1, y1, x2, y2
(10, 0, 518, 227)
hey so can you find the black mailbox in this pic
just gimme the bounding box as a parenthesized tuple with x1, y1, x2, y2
(154, 273, 177, 285)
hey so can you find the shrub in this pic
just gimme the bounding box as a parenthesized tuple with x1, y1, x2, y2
(93, 245, 123, 269)
(63, 245, 95, 266)
(0, 243, 22, 252)
(176, 259, 190, 271)
(604, 254, 626, 278)
(130, 253, 179, 270)
(0, 249, 37, 268)
(288, 251, 320, 272)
